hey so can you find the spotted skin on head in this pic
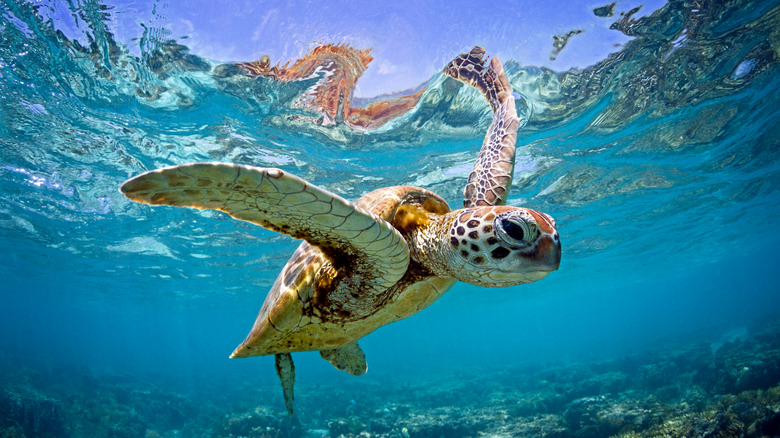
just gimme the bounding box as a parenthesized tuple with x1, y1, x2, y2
(448, 207, 559, 286)
(406, 205, 560, 288)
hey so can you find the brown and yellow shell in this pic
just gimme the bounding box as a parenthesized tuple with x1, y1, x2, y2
(229, 185, 456, 358)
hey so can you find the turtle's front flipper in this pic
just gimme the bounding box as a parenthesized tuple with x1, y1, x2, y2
(120, 163, 409, 300)
(319, 342, 367, 376)
(444, 47, 520, 208)
(275, 353, 295, 417)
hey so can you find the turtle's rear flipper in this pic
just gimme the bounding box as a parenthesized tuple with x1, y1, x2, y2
(320, 342, 368, 376)
(275, 353, 295, 417)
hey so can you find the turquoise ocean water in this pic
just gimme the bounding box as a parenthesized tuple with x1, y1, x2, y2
(1, 0, 779, 436)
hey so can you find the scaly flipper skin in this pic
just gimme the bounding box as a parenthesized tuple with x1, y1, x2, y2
(120, 163, 410, 299)
(443, 47, 519, 207)
(319, 342, 367, 376)
(275, 353, 295, 417)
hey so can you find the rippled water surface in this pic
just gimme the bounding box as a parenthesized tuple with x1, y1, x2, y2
(1, 0, 779, 436)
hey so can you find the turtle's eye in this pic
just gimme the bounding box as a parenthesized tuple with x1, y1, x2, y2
(496, 216, 536, 247)
(503, 220, 526, 241)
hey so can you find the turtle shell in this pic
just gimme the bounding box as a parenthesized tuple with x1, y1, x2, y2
(230, 185, 456, 358)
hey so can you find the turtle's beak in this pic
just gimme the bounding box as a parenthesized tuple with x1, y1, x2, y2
(536, 232, 562, 272)
(525, 209, 561, 272)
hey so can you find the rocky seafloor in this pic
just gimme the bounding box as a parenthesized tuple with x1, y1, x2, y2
(2, 318, 780, 438)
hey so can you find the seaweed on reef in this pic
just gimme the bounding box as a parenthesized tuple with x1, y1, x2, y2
(0, 387, 66, 438)
(214, 405, 303, 438)
(1, 318, 780, 438)
(611, 386, 780, 438)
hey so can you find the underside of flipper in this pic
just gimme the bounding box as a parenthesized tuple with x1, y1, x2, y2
(443, 47, 520, 208)
(319, 342, 368, 376)
(120, 163, 410, 301)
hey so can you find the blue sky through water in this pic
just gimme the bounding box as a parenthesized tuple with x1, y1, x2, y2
(42, 0, 666, 97)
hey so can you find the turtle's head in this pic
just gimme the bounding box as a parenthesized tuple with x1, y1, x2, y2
(440, 206, 561, 287)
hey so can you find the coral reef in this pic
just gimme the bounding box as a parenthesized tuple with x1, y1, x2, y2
(1, 318, 779, 437)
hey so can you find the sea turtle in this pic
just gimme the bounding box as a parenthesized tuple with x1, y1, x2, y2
(120, 47, 561, 416)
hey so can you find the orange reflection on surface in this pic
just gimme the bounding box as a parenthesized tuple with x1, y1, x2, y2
(237, 44, 425, 129)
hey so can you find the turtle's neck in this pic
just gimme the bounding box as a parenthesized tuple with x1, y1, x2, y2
(403, 210, 460, 279)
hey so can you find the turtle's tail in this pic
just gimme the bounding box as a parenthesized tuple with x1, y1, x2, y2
(443, 46, 513, 113)
(274, 353, 296, 417)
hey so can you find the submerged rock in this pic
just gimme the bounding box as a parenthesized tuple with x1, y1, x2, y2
(216, 405, 302, 438)
(0, 388, 66, 438)
(2, 319, 780, 437)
